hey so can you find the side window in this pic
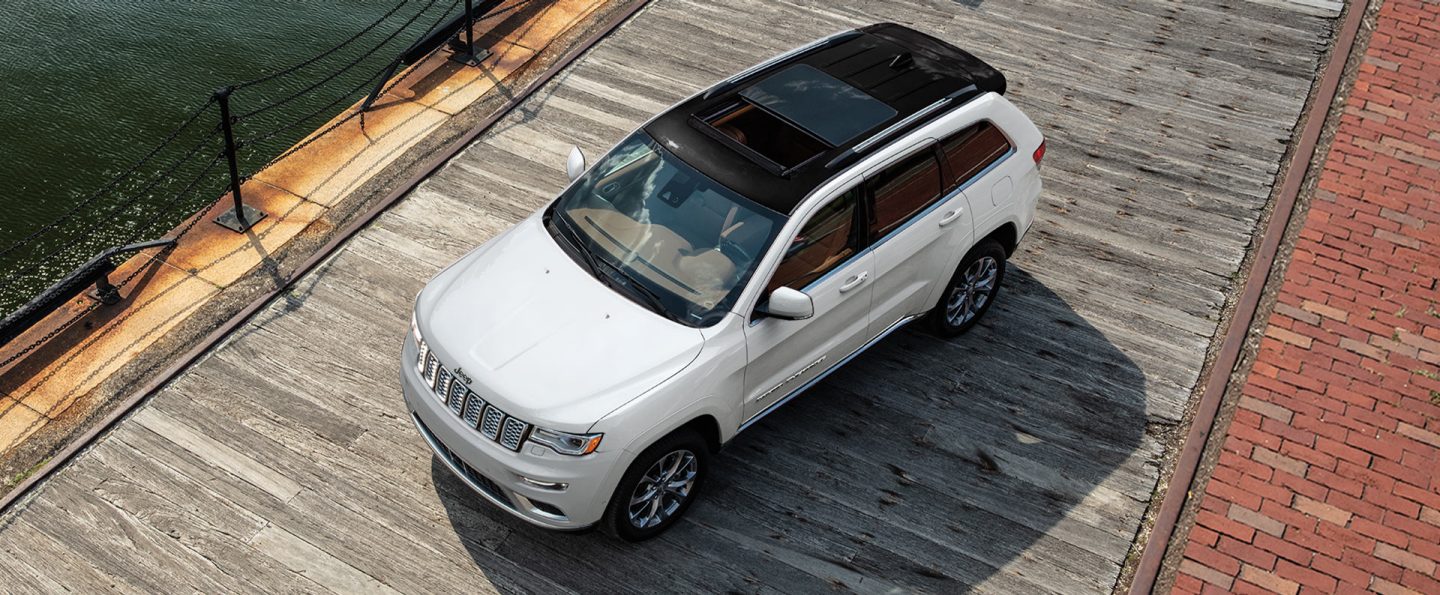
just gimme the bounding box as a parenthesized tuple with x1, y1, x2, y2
(940, 121, 1012, 191)
(765, 188, 861, 293)
(868, 149, 943, 238)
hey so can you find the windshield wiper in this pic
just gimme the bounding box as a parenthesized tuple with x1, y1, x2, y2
(551, 213, 600, 277)
(589, 253, 681, 322)
(552, 213, 679, 322)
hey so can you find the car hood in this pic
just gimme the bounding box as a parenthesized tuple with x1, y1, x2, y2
(417, 215, 704, 431)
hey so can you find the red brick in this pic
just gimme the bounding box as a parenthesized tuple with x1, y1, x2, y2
(1217, 535, 1279, 571)
(1240, 395, 1296, 423)
(1253, 446, 1309, 477)
(1229, 503, 1287, 538)
(1308, 555, 1372, 591)
(1209, 478, 1264, 511)
(1393, 482, 1440, 510)
(1345, 546, 1407, 584)
(1398, 568, 1440, 594)
(1189, 525, 1221, 548)
(1276, 558, 1339, 592)
(1180, 558, 1236, 590)
(1353, 516, 1411, 548)
(1374, 542, 1437, 574)
(1173, 572, 1205, 595)
(1198, 510, 1257, 544)
(1294, 495, 1353, 527)
(1240, 564, 1300, 595)
(1370, 577, 1419, 595)
(1308, 466, 1366, 498)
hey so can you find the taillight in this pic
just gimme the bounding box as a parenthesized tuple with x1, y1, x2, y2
(1033, 139, 1047, 168)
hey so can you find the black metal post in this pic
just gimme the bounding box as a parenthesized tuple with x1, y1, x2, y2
(212, 86, 266, 232)
(449, 0, 491, 65)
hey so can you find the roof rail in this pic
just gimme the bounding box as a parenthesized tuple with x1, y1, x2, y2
(825, 84, 980, 169)
(701, 30, 862, 100)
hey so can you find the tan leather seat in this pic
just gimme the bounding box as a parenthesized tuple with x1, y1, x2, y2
(676, 249, 737, 307)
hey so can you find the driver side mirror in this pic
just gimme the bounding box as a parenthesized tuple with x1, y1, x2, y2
(757, 287, 814, 321)
(565, 146, 587, 182)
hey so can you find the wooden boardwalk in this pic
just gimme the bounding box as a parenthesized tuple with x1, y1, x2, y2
(0, 0, 1335, 593)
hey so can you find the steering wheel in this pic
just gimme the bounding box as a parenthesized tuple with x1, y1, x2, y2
(718, 235, 752, 266)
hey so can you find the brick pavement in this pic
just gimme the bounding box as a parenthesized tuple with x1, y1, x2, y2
(1173, 0, 1440, 593)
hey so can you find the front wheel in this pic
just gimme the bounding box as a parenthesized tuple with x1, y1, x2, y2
(601, 428, 709, 541)
(930, 239, 1007, 337)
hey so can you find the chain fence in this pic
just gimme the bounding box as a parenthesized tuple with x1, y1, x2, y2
(0, 0, 510, 353)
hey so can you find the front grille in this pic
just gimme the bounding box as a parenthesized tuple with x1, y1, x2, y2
(415, 340, 533, 452)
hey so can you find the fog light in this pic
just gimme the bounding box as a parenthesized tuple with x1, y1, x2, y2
(518, 476, 567, 491)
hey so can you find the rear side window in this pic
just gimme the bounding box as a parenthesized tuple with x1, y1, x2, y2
(868, 149, 943, 238)
(766, 188, 860, 293)
(940, 121, 1012, 191)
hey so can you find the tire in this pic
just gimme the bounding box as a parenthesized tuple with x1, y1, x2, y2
(929, 239, 1007, 337)
(601, 428, 709, 541)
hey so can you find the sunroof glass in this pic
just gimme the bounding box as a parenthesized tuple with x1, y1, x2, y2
(740, 64, 897, 146)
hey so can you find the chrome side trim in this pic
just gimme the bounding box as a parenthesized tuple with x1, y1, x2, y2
(739, 313, 922, 432)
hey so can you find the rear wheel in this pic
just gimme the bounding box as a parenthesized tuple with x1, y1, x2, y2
(602, 428, 709, 541)
(930, 239, 1007, 337)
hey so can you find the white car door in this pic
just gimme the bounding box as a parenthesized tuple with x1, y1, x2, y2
(864, 142, 972, 337)
(742, 185, 873, 422)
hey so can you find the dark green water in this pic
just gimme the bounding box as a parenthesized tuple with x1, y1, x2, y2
(0, 0, 458, 315)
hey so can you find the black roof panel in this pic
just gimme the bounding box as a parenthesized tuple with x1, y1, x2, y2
(644, 23, 1006, 214)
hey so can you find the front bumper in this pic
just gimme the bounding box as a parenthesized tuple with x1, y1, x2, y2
(400, 334, 623, 530)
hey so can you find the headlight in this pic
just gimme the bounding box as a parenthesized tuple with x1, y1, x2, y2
(528, 428, 603, 456)
(411, 311, 422, 343)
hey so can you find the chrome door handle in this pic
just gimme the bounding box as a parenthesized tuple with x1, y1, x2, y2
(939, 208, 964, 226)
(839, 271, 869, 293)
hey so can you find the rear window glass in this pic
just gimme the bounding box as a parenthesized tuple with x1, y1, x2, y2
(940, 121, 1012, 190)
(740, 64, 896, 146)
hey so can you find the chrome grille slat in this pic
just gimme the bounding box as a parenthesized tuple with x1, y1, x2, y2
(419, 344, 532, 452)
(480, 406, 505, 441)
(461, 390, 485, 427)
(422, 352, 438, 384)
(500, 417, 529, 451)
(433, 367, 453, 403)
(446, 380, 466, 415)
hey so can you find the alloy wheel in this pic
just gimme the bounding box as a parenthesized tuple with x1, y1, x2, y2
(945, 256, 999, 327)
(627, 449, 698, 529)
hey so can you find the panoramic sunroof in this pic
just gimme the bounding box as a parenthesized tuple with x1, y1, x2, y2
(740, 64, 897, 146)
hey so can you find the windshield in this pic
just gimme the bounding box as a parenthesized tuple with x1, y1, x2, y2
(550, 132, 784, 326)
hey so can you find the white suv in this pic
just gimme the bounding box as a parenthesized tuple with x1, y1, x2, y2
(403, 23, 1044, 541)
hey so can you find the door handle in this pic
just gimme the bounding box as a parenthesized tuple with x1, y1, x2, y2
(939, 208, 964, 227)
(839, 271, 869, 293)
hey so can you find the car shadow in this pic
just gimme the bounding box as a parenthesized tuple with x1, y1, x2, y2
(432, 266, 1147, 593)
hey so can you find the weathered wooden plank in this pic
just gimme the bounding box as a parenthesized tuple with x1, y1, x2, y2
(249, 525, 400, 595)
(0, 516, 146, 594)
(132, 408, 302, 503)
